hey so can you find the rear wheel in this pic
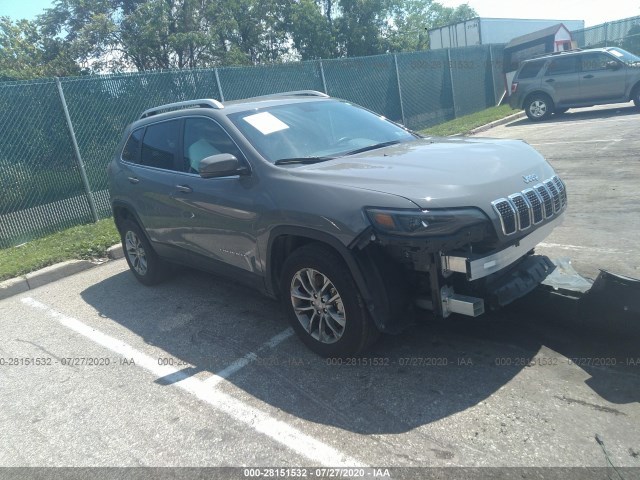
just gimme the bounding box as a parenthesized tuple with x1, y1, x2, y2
(633, 85, 640, 108)
(120, 219, 167, 286)
(524, 94, 553, 121)
(280, 244, 378, 357)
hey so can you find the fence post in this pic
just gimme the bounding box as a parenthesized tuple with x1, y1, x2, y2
(214, 68, 225, 102)
(604, 23, 609, 47)
(488, 44, 497, 105)
(319, 61, 328, 94)
(55, 77, 99, 223)
(393, 54, 406, 126)
(447, 49, 457, 118)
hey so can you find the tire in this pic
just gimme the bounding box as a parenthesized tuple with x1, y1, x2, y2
(280, 243, 378, 357)
(119, 219, 167, 286)
(554, 107, 569, 115)
(633, 85, 640, 108)
(524, 94, 554, 121)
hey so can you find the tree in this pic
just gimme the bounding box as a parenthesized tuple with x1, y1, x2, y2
(622, 24, 640, 55)
(0, 16, 81, 80)
(387, 1, 477, 52)
(39, 0, 291, 71)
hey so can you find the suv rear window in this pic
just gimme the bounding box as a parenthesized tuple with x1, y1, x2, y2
(517, 61, 545, 79)
(140, 120, 180, 170)
(122, 128, 143, 163)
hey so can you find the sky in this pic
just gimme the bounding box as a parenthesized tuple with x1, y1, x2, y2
(438, 0, 640, 27)
(1, 0, 639, 27)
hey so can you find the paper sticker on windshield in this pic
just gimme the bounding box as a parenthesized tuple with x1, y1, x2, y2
(243, 112, 289, 135)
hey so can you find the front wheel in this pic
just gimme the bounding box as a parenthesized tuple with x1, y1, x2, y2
(524, 94, 554, 121)
(280, 244, 378, 357)
(120, 219, 167, 286)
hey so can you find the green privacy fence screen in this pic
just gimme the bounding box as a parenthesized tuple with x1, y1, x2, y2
(572, 15, 640, 54)
(0, 44, 505, 248)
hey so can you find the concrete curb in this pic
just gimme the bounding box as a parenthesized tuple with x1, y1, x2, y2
(0, 243, 123, 301)
(107, 243, 124, 260)
(467, 111, 526, 135)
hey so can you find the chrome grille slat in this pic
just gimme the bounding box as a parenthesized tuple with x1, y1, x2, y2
(491, 199, 517, 235)
(523, 188, 543, 224)
(552, 175, 567, 209)
(508, 193, 531, 230)
(544, 179, 561, 213)
(534, 183, 554, 218)
(492, 176, 566, 235)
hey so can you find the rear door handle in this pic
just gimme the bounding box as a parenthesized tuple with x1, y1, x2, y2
(583, 74, 594, 79)
(545, 78, 555, 83)
(128, 177, 139, 184)
(176, 184, 193, 193)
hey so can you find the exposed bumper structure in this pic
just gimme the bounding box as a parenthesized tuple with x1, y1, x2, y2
(441, 217, 562, 281)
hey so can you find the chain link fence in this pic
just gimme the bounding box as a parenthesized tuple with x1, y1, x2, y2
(1, 44, 505, 248)
(572, 15, 640, 54)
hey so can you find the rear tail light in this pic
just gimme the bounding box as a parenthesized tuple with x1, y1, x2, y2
(511, 82, 518, 94)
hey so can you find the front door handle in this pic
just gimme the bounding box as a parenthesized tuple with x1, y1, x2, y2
(128, 176, 139, 184)
(545, 78, 555, 83)
(176, 184, 193, 193)
(583, 74, 594, 79)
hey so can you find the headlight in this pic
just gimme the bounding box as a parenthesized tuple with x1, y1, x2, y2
(365, 207, 489, 237)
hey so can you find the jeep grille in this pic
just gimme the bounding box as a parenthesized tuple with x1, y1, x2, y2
(492, 175, 567, 235)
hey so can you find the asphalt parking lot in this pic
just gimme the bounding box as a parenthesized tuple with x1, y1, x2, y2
(1, 103, 639, 478)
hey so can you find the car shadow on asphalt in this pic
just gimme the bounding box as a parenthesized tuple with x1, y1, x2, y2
(505, 104, 639, 128)
(80, 267, 639, 435)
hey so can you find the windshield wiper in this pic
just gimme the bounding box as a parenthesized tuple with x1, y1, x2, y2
(343, 140, 401, 156)
(274, 156, 333, 165)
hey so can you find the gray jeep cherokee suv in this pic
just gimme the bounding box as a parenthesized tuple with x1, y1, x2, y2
(108, 91, 566, 357)
(510, 47, 640, 121)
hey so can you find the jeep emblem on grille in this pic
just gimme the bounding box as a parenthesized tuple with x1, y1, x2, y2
(522, 174, 538, 184)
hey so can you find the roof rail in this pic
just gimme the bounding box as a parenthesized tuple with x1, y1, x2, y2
(139, 98, 224, 119)
(232, 90, 330, 103)
(530, 48, 583, 59)
(271, 90, 329, 98)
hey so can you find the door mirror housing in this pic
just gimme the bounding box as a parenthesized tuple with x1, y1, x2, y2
(606, 60, 621, 70)
(199, 154, 248, 178)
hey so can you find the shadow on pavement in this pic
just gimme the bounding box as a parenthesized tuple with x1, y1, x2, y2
(81, 267, 640, 435)
(505, 104, 639, 128)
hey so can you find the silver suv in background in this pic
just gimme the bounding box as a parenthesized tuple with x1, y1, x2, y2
(108, 92, 567, 357)
(509, 47, 640, 121)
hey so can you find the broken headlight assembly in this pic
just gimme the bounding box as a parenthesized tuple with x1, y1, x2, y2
(365, 207, 490, 237)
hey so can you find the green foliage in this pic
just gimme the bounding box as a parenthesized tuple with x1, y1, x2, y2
(0, 219, 120, 281)
(419, 105, 513, 137)
(622, 24, 640, 55)
(26, 0, 476, 73)
(0, 16, 81, 80)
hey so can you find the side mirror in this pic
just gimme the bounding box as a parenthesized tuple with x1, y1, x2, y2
(199, 154, 248, 178)
(606, 61, 621, 70)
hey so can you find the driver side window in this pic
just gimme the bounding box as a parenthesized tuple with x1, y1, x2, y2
(183, 118, 244, 174)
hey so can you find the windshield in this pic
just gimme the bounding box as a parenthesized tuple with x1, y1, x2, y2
(606, 47, 640, 65)
(228, 100, 416, 163)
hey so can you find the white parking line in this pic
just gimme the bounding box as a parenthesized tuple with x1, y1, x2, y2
(203, 328, 294, 388)
(21, 297, 364, 467)
(529, 139, 622, 146)
(538, 242, 627, 255)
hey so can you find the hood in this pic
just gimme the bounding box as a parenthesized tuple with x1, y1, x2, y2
(289, 137, 557, 214)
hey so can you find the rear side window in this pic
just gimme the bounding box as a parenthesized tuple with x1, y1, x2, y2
(140, 120, 180, 170)
(122, 128, 143, 163)
(517, 61, 545, 79)
(545, 56, 578, 76)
